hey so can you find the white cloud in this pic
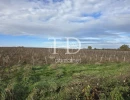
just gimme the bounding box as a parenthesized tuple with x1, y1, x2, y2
(0, 0, 130, 42)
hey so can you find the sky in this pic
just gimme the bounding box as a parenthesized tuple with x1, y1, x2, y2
(0, 0, 130, 48)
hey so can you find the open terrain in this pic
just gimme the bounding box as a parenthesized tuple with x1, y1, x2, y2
(1, 47, 130, 100)
(1, 63, 130, 100)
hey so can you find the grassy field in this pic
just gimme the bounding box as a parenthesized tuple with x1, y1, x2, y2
(0, 63, 130, 100)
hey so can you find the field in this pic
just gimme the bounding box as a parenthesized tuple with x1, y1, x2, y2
(0, 47, 130, 100)
(1, 63, 130, 100)
(0, 47, 130, 67)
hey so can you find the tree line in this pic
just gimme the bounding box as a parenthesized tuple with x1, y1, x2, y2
(87, 44, 130, 51)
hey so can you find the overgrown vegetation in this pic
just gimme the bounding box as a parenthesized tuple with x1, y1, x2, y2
(1, 63, 130, 100)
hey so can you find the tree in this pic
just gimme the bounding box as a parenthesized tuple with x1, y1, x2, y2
(88, 46, 92, 50)
(119, 44, 129, 51)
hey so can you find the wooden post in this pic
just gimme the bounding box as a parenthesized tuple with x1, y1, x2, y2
(96, 55, 97, 61)
(124, 56, 126, 62)
(45, 56, 48, 64)
(100, 57, 103, 62)
(116, 57, 118, 62)
(109, 56, 111, 62)
(90, 57, 92, 61)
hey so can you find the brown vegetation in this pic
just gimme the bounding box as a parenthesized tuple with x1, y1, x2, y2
(0, 47, 130, 67)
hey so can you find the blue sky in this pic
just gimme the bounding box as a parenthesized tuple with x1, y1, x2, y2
(0, 0, 130, 48)
(0, 34, 46, 47)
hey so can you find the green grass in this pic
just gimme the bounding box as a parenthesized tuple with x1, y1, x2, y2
(1, 63, 130, 100)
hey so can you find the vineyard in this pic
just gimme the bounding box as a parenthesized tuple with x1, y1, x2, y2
(1, 47, 130, 100)
(0, 47, 130, 67)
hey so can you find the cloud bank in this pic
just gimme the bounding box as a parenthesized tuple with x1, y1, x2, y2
(0, 0, 130, 47)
